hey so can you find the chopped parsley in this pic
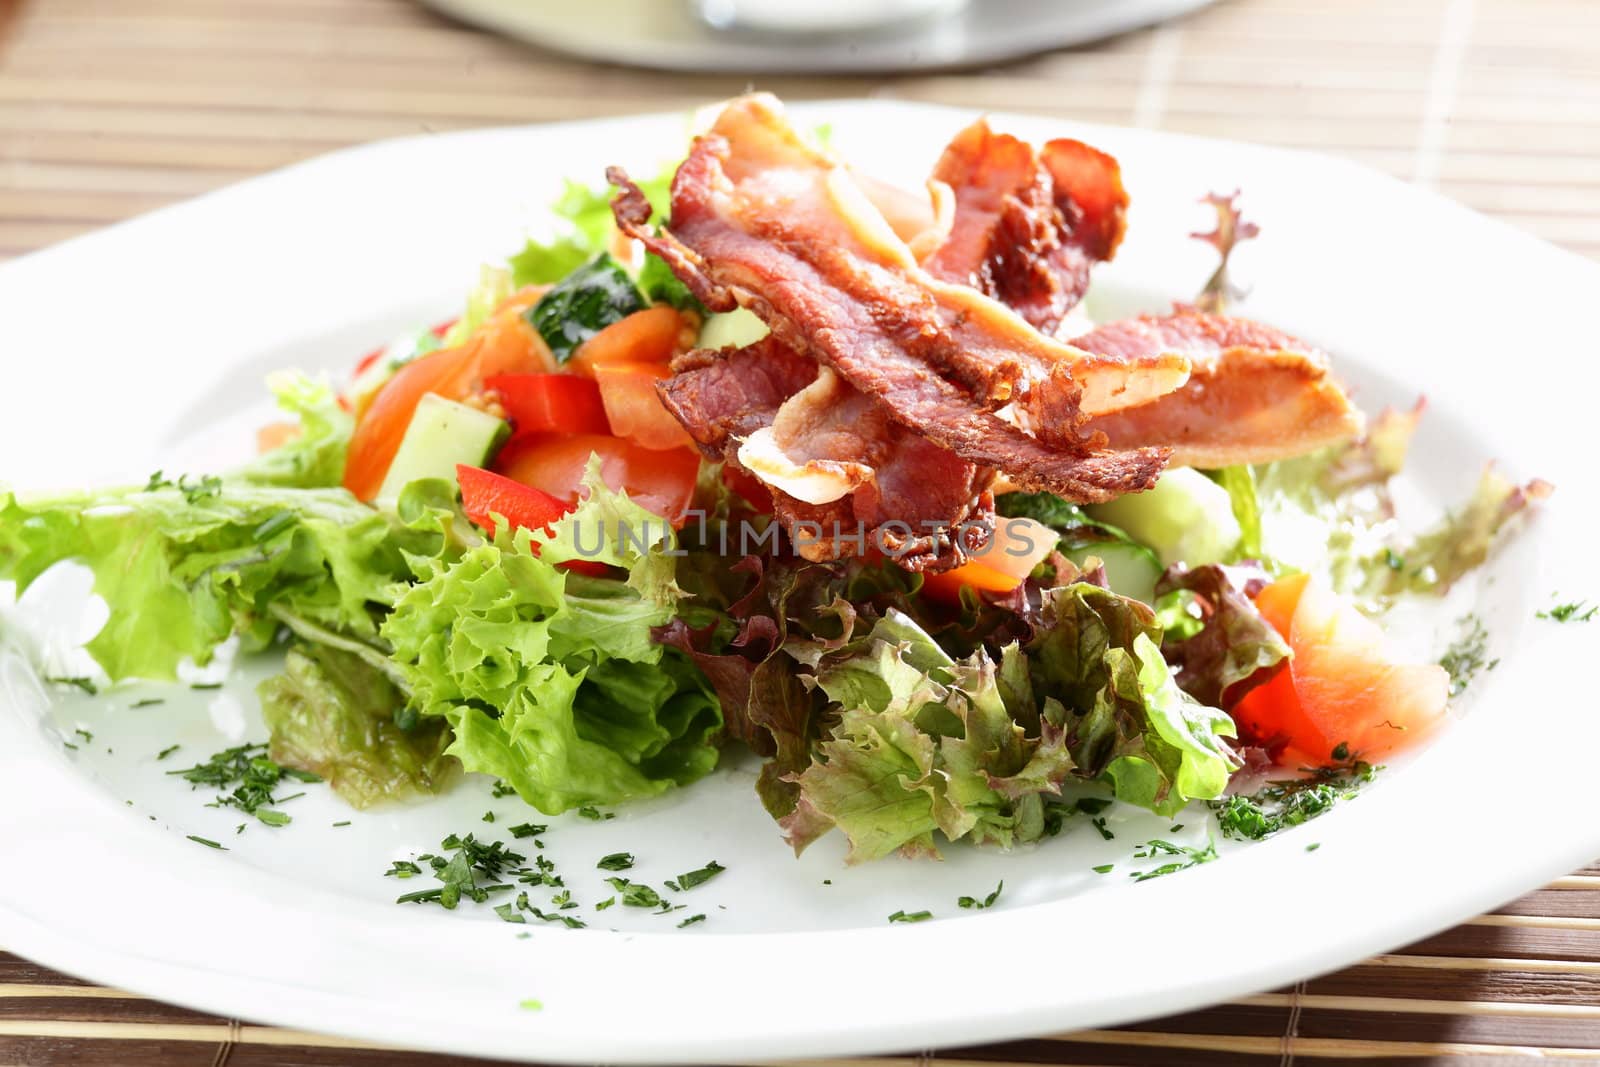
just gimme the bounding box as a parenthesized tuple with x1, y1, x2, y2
(957, 881, 1003, 910)
(332, 820, 351, 828)
(1306, 842, 1322, 852)
(1090, 816, 1114, 841)
(48, 677, 97, 695)
(491, 779, 518, 798)
(73, 727, 93, 743)
(888, 910, 933, 924)
(1539, 599, 1596, 623)
(605, 877, 663, 908)
(677, 914, 707, 928)
(155, 744, 181, 761)
(508, 822, 547, 839)
(494, 903, 526, 924)
(186, 834, 226, 850)
(1438, 614, 1494, 696)
(482, 811, 495, 823)
(166, 742, 319, 827)
(595, 896, 616, 911)
(576, 806, 614, 821)
(131, 698, 165, 709)
(1129, 838, 1219, 882)
(1092, 863, 1114, 874)
(596, 852, 635, 871)
(666, 860, 725, 892)
(394, 833, 528, 909)
(1210, 761, 1378, 841)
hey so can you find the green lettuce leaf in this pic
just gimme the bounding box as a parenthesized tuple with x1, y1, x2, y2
(0, 479, 461, 681)
(260, 643, 456, 808)
(232, 372, 353, 489)
(380, 463, 721, 813)
(782, 612, 1076, 863)
(1155, 562, 1289, 708)
(508, 166, 676, 289)
(1016, 584, 1238, 816)
(1255, 402, 1550, 604)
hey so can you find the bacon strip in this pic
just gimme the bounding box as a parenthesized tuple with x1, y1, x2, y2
(924, 120, 1127, 335)
(1077, 310, 1365, 468)
(662, 341, 991, 570)
(608, 94, 1184, 502)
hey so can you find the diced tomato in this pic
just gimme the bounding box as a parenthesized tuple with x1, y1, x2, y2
(593, 362, 694, 450)
(494, 433, 700, 526)
(567, 306, 685, 376)
(456, 464, 610, 575)
(1232, 573, 1450, 766)
(918, 517, 1056, 602)
(486, 373, 610, 438)
(457, 464, 569, 535)
(256, 421, 301, 454)
(342, 292, 553, 501)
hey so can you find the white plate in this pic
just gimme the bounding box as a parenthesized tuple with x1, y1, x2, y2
(1, 101, 1598, 1065)
(417, 0, 1217, 74)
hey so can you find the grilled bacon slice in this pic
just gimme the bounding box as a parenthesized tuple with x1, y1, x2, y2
(923, 119, 1127, 335)
(608, 94, 1184, 504)
(1077, 309, 1365, 468)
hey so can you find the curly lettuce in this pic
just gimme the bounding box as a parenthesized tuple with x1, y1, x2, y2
(0, 478, 463, 681)
(380, 463, 721, 814)
(260, 643, 456, 807)
(232, 371, 352, 490)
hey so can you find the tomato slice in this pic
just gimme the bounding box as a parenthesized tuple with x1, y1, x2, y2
(343, 294, 553, 501)
(918, 517, 1056, 603)
(494, 433, 701, 526)
(1232, 574, 1450, 765)
(485, 373, 609, 438)
(920, 560, 1020, 603)
(567, 306, 685, 376)
(593, 362, 694, 450)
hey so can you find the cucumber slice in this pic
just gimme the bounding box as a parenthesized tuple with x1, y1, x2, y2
(377, 393, 508, 502)
(697, 308, 769, 350)
(1062, 538, 1164, 605)
(1086, 467, 1241, 569)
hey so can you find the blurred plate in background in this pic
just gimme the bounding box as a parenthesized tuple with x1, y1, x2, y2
(415, 0, 1216, 73)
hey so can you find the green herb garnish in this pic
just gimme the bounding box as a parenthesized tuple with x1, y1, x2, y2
(958, 880, 1003, 910)
(888, 910, 933, 924)
(677, 913, 707, 928)
(186, 834, 226, 850)
(1129, 838, 1219, 882)
(596, 852, 635, 872)
(1438, 614, 1493, 696)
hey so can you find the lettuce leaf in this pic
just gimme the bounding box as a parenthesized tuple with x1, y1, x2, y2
(509, 167, 676, 289)
(1254, 402, 1549, 605)
(1155, 562, 1289, 708)
(260, 643, 456, 808)
(781, 612, 1076, 862)
(0, 478, 462, 681)
(232, 371, 352, 490)
(380, 463, 721, 813)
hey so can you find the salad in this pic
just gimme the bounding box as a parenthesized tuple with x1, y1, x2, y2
(0, 94, 1551, 869)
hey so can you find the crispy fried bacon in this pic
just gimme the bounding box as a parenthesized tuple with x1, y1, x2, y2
(608, 94, 1184, 510)
(1077, 309, 1365, 468)
(923, 120, 1127, 335)
(663, 340, 991, 570)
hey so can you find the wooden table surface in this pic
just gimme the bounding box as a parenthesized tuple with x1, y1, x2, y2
(2, 0, 1598, 1064)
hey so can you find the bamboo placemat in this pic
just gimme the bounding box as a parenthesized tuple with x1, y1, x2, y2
(2, 0, 1599, 1063)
